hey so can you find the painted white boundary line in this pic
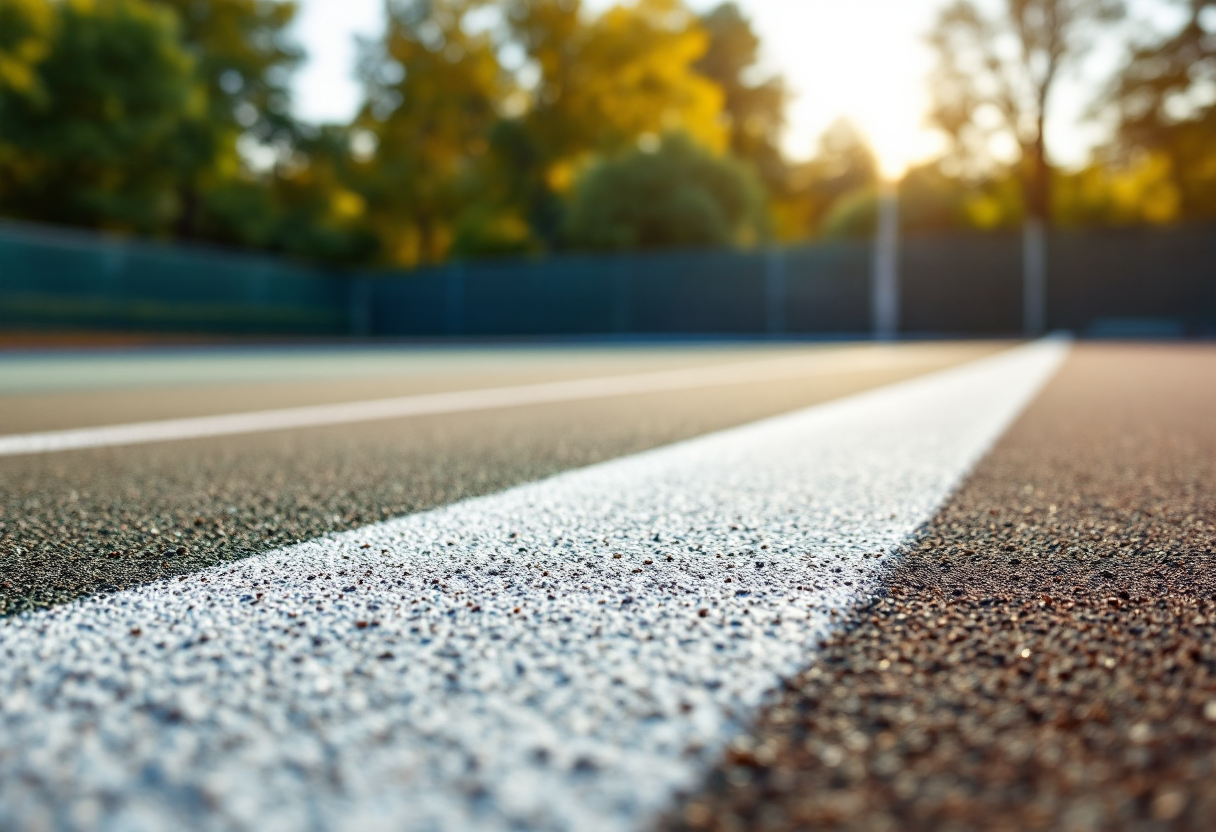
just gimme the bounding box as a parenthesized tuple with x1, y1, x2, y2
(0, 339, 1068, 832)
(2, 348, 954, 456)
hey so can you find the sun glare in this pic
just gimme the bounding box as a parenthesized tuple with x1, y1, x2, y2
(739, 0, 948, 178)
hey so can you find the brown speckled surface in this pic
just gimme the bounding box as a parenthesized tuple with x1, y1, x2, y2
(665, 344, 1216, 832)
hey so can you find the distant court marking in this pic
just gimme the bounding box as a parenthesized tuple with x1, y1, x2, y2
(0, 349, 974, 457)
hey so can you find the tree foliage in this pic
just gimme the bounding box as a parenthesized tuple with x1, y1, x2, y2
(502, 0, 724, 165)
(927, 0, 1125, 223)
(153, 0, 301, 143)
(357, 0, 508, 264)
(695, 2, 786, 192)
(763, 119, 881, 240)
(1107, 0, 1216, 220)
(491, 0, 727, 252)
(0, 0, 376, 260)
(563, 132, 765, 250)
(1, 0, 1211, 269)
(148, 0, 303, 237)
(0, 0, 202, 231)
(0, 0, 52, 98)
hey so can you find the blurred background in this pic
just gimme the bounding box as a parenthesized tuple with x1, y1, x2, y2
(1, 0, 1213, 339)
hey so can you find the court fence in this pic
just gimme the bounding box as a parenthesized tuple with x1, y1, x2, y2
(1, 219, 1213, 339)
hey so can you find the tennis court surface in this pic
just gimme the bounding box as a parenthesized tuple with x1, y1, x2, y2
(1, 340, 1212, 831)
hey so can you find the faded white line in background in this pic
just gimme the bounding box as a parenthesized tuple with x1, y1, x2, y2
(0, 349, 972, 456)
(0, 340, 1068, 832)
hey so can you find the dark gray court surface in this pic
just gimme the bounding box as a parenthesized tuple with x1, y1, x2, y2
(1, 341, 1212, 832)
(0, 342, 997, 617)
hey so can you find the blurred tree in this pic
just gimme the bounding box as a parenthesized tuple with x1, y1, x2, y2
(265, 125, 381, 261)
(448, 202, 539, 258)
(781, 119, 879, 238)
(147, 0, 304, 237)
(151, 0, 300, 143)
(927, 0, 1125, 226)
(694, 2, 787, 194)
(564, 132, 764, 250)
(1108, 0, 1216, 219)
(470, 117, 565, 253)
(897, 161, 975, 233)
(194, 126, 380, 263)
(480, 0, 583, 246)
(357, 0, 507, 264)
(818, 187, 879, 240)
(0, 0, 52, 184)
(509, 0, 724, 159)
(0, 0, 52, 99)
(898, 162, 1025, 233)
(1054, 149, 1183, 226)
(0, 0, 203, 232)
(0, 0, 329, 255)
(497, 0, 726, 247)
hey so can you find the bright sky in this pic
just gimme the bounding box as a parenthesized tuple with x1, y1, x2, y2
(289, 0, 1181, 177)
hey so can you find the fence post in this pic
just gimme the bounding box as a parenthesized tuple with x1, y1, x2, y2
(765, 247, 786, 337)
(1023, 219, 1047, 335)
(871, 180, 900, 340)
(445, 261, 465, 337)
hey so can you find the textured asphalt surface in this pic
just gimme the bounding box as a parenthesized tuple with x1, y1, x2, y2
(0, 343, 1064, 832)
(665, 344, 1216, 832)
(4, 340, 1212, 832)
(0, 343, 997, 618)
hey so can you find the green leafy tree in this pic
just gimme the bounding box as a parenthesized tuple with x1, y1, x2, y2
(564, 132, 765, 250)
(494, 0, 726, 248)
(266, 126, 380, 262)
(0, 0, 203, 232)
(0, 0, 312, 246)
(927, 0, 1125, 225)
(195, 126, 379, 263)
(151, 0, 301, 141)
(0, 0, 52, 98)
(694, 2, 787, 194)
(145, 0, 303, 237)
(781, 119, 878, 238)
(357, 0, 507, 264)
(1108, 0, 1216, 219)
(0, 0, 52, 180)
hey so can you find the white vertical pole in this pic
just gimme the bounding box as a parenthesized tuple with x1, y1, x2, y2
(872, 179, 899, 341)
(1023, 218, 1046, 336)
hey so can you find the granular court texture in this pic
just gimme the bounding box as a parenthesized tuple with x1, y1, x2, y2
(665, 344, 1216, 832)
(0, 348, 995, 618)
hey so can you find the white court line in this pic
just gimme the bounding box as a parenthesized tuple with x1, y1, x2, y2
(0, 339, 1068, 832)
(1, 348, 961, 456)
